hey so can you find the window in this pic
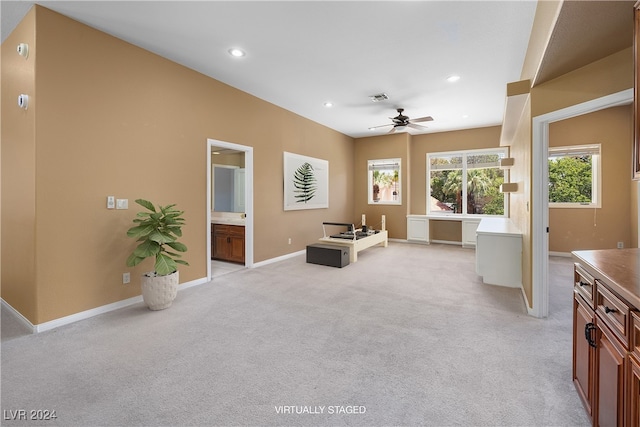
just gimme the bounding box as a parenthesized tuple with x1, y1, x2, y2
(427, 148, 507, 216)
(368, 159, 401, 205)
(548, 144, 601, 208)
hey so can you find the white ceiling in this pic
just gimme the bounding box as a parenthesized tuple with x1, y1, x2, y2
(3, 1, 540, 138)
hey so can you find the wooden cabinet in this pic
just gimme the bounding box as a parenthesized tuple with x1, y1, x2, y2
(574, 263, 596, 419)
(596, 321, 626, 426)
(573, 249, 640, 427)
(212, 224, 245, 264)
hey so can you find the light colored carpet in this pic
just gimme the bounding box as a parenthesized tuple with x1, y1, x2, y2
(1, 243, 589, 426)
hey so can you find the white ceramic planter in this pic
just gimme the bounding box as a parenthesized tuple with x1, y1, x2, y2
(141, 271, 179, 310)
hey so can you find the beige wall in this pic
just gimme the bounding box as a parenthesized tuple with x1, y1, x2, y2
(1, 6, 354, 324)
(353, 126, 502, 242)
(548, 105, 633, 252)
(507, 96, 532, 305)
(532, 48, 633, 117)
(410, 126, 502, 242)
(505, 47, 634, 310)
(354, 133, 410, 239)
(1, 8, 37, 321)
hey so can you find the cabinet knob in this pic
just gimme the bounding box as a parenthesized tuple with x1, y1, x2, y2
(604, 306, 617, 314)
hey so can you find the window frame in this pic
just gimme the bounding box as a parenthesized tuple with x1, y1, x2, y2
(426, 147, 508, 218)
(548, 144, 601, 209)
(367, 158, 402, 205)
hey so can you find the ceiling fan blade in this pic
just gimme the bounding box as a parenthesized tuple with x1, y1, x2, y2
(411, 116, 434, 123)
(369, 123, 393, 129)
(387, 127, 397, 134)
(407, 123, 428, 130)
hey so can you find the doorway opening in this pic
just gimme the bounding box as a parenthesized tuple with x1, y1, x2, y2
(207, 139, 254, 281)
(531, 88, 632, 318)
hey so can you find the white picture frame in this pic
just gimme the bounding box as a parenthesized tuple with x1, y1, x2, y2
(283, 152, 329, 210)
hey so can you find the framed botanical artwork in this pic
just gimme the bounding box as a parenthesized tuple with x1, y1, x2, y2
(283, 152, 329, 210)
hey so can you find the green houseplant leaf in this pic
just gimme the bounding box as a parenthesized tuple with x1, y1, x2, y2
(126, 199, 189, 276)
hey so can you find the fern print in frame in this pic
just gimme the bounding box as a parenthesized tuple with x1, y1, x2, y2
(293, 162, 317, 203)
(283, 152, 328, 211)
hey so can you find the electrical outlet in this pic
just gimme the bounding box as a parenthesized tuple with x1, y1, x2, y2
(288, 238, 292, 245)
(107, 196, 115, 209)
(123, 272, 131, 284)
(617, 242, 624, 249)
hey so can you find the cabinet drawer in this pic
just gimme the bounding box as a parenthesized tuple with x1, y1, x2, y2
(574, 263, 595, 308)
(213, 224, 230, 235)
(596, 281, 630, 347)
(632, 312, 640, 360)
(227, 225, 245, 237)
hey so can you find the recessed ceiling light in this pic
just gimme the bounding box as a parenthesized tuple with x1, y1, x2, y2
(447, 75, 461, 83)
(323, 102, 333, 107)
(462, 114, 469, 119)
(228, 48, 246, 57)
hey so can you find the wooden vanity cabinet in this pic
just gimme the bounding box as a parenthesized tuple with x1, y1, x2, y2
(573, 249, 640, 427)
(212, 224, 245, 263)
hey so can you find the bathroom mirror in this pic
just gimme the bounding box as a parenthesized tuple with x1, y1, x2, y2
(212, 149, 245, 213)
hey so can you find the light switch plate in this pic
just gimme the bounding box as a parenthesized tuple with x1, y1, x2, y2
(107, 196, 115, 209)
(116, 199, 128, 210)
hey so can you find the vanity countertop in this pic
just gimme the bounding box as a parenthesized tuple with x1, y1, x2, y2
(211, 216, 245, 226)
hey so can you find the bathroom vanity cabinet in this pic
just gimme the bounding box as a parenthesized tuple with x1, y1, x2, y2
(212, 224, 245, 264)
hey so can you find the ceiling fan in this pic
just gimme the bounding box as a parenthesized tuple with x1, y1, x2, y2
(370, 108, 434, 134)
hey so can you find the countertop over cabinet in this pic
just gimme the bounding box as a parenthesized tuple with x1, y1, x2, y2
(571, 248, 640, 426)
(476, 217, 521, 236)
(211, 212, 245, 226)
(572, 248, 640, 312)
(475, 217, 522, 288)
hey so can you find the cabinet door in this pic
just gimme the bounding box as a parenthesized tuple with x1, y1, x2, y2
(462, 220, 479, 247)
(573, 293, 595, 419)
(228, 236, 245, 263)
(213, 234, 229, 260)
(630, 355, 640, 427)
(597, 320, 626, 427)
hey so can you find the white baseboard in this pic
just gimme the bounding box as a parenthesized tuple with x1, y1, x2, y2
(3, 275, 208, 334)
(429, 239, 462, 246)
(1, 299, 36, 334)
(252, 249, 305, 268)
(521, 287, 536, 317)
(549, 251, 572, 258)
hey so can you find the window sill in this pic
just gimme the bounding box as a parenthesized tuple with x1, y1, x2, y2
(549, 203, 600, 209)
(425, 214, 507, 221)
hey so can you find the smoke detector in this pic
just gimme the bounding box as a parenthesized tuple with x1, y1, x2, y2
(369, 93, 389, 102)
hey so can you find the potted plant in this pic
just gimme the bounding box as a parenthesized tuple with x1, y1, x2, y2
(126, 199, 189, 310)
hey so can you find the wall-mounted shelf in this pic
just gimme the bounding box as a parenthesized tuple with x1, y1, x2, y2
(500, 183, 518, 193)
(499, 157, 515, 169)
